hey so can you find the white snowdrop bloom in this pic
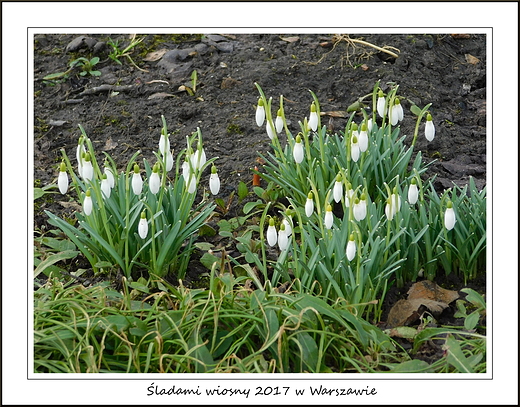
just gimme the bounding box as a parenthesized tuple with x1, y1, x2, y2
(408, 180, 419, 205)
(132, 165, 143, 195)
(305, 192, 314, 217)
(275, 110, 284, 133)
(346, 234, 356, 261)
(83, 189, 93, 216)
(82, 153, 94, 181)
(138, 211, 148, 239)
(76, 138, 86, 178)
(425, 113, 435, 141)
(256, 99, 265, 127)
(266, 120, 275, 140)
(282, 217, 292, 237)
(385, 193, 401, 221)
(333, 175, 343, 203)
(278, 223, 289, 251)
(385, 198, 394, 221)
(444, 201, 457, 231)
(182, 160, 190, 181)
(394, 98, 404, 122)
(389, 105, 399, 126)
(101, 175, 111, 199)
(377, 90, 386, 118)
(351, 135, 360, 163)
(353, 194, 367, 221)
(266, 218, 277, 247)
(324, 204, 334, 229)
(165, 150, 174, 172)
(159, 133, 170, 155)
(293, 135, 304, 163)
(191, 148, 206, 170)
(186, 173, 197, 194)
(308, 103, 318, 132)
(367, 118, 373, 132)
(57, 162, 68, 194)
(344, 184, 355, 207)
(149, 165, 161, 195)
(209, 165, 220, 195)
(358, 123, 369, 152)
(104, 167, 115, 188)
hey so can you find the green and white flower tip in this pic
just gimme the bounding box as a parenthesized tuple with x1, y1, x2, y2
(104, 166, 115, 189)
(333, 174, 343, 203)
(309, 102, 318, 132)
(275, 108, 284, 133)
(266, 217, 277, 247)
(354, 193, 367, 221)
(358, 122, 369, 153)
(159, 132, 170, 155)
(377, 90, 386, 118)
(408, 178, 419, 205)
(138, 211, 148, 239)
(132, 164, 143, 195)
(305, 192, 314, 217)
(444, 200, 456, 230)
(346, 233, 356, 261)
(256, 98, 265, 127)
(389, 98, 404, 126)
(82, 152, 94, 181)
(278, 222, 288, 251)
(351, 134, 360, 163)
(209, 165, 220, 195)
(324, 204, 334, 229)
(293, 135, 304, 163)
(425, 113, 435, 142)
(149, 163, 161, 195)
(101, 173, 111, 199)
(57, 161, 68, 194)
(83, 189, 93, 216)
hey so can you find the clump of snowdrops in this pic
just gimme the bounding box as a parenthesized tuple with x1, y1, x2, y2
(46, 116, 219, 280)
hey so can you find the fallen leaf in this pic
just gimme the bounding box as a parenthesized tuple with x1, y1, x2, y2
(465, 54, 480, 65)
(148, 92, 175, 99)
(451, 34, 471, 39)
(361, 64, 369, 71)
(280, 36, 299, 43)
(387, 299, 422, 327)
(103, 137, 118, 151)
(407, 280, 459, 304)
(320, 110, 348, 118)
(143, 48, 168, 62)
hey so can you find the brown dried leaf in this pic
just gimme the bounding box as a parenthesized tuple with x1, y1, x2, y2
(387, 299, 421, 327)
(407, 281, 459, 304)
(280, 36, 300, 43)
(103, 137, 118, 151)
(465, 53, 480, 65)
(148, 92, 175, 100)
(451, 34, 471, 39)
(320, 110, 348, 118)
(143, 48, 168, 62)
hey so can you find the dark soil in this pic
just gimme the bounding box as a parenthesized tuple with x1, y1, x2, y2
(33, 33, 487, 325)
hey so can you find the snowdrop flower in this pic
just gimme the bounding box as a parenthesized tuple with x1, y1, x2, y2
(275, 109, 284, 133)
(104, 166, 115, 189)
(76, 138, 86, 178)
(385, 190, 401, 221)
(165, 150, 174, 172)
(278, 223, 289, 251)
(324, 204, 334, 229)
(358, 122, 369, 152)
(132, 164, 143, 195)
(377, 90, 386, 118)
(82, 153, 94, 182)
(282, 216, 292, 237)
(293, 135, 304, 163)
(159, 132, 170, 155)
(344, 182, 355, 207)
(444, 201, 456, 231)
(191, 147, 206, 170)
(305, 192, 314, 217)
(308, 102, 318, 132)
(394, 98, 404, 122)
(101, 174, 111, 199)
(333, 174, 343, 203)
(255, 98, 265, 127)
(367, 118, 373, 132)
(353, 193, 367, 221)
(149, 163, 161, 195)
(266, 218, 277, 247)
(138, 211, 148, 239)
(346, 233, 356, 261)
(351, 134, 360, 163)
(83, 189, 93, 216)
(209, 165, 220, 195)
(425, 113, 435, 141)
(182, 159, 197, 194)
(266, 120, 275, 140)
(57, 161, 68, 194)
(408, 179, 419, 205)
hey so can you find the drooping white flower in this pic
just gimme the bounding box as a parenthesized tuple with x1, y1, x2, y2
(76, 137, 86, 178)
(308, 102, 318, 132)
(165, 150, 174, 172)
(385, 191, 401, 221)
(82, 153, 94, 181)
(367, 118, 373, 132)
(275, 109, 284, 133)
(358, 122, 369, 152)
(278, 223, 288, 251)
(57, 162, 68, 194)
(351, 134, 360, 163)
(333, 174, 343, 203)
(444, 201, 456, 231)
(138, 211, 148, 239)
(191, 147, 206, 170)
(266, 218, 277, 247)
(408, 179, 419, 205)
(344, 183, 355, 207)
(104, 167, 115, 189)
(209, 165, 220, 195)
(256, 98, 265, 127)
(324, 204, 334, 229)
(149, 163, 161, 195)
(282, 217, 292, 237)
(159, 133, 170, 155)
(132, 164, 143, 195)
(346, 233, 356, 261)
(293, 135, 304, 163)
(305, 192, 314, 217)
(389, 105, 399, 126)
(394, 98, 404, 122)
(377, 90, 386, 118)
(425, 113, 435, 141)
(353, 193, 368, 221)
(83, 189, 93, 216)
(266, 120, 275, 140)
(101, 174, 111, 199)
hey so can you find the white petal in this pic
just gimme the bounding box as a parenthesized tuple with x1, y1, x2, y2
(324, 211, 333, 229)
(256, 105, 265, 127)
(187, 175, 197, 194)
(444, 208, 456, 230)
(354, 201, 367, 221)
(266, 121, 275, 140)
(333, 181, 343, 203)
(266, 225, 277, 246)
(159, 134, 170, 155)
(83, 196, 92, 216)
(82, 161, 93, 181)
(385, 203, 393, 220)
(389, 106, 399, 126)
(138, 218, 148, 239)
(309, 111, 318, 132)
(282, 218, 292, 237)
(165, 150, 174, 172)
(351, 143, 360, 162)
(278, 229, 288, 251)
(104, 168, 115, 188)
(191, 149, 206, 170)
(132, 173, 143, 195)
(396, 104, 404, 121)
(210, 173, 220, 195)
(346, 240, 356, 261)
(101, 178, 111, 199)
(305, 198, 314, 217)
(58, 171, 69, 194)
(149, 172, 161, 194)
(358, 130, 369, 152)
(377, 96, 386, 118)
(408, 184, 419, 205)
(293, 142, 304, 163)
(425, 120, 435, 141)
(275, 115, 284, 133)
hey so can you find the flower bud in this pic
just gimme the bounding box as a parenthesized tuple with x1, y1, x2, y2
(266, 120, 275, 140)
(104, 166, 115, 189)
(444, 200, 456, 230)
(149, 163, 161, 195)
(57, 162, 69, 194)
(82, 152, 94, 181)
(256, 98, 265, 127)
(351, 134, 360, 163)
(324, 204, 333, 229)
(344, 182, 354, 207)
(305, 192, 314, 217)
(132, 164, 143, 195)
(377, 90, 386, 118)
(333, 174, 343, 203)
(353, 193, 367, 221)
(138, 211, 148, 239)
(101, 174, 111, 199)
(83, 189, 93, 216)
(275, 109, 284, 133)
(309, 102, 318, 132)
(209, 165, 220, 195)
(165, 150, 174, 172)
(266, 218, 277, 247)
(293, 135, 304, 163)
(159, 133, 170, 155)
(278, 223, 288, 251)
(358, 122, 369, 152)
(282, 216, 292, 237)
(425, 113, 435, 141)
(346, 233, 356, 261)
(408, 179, 419, 205)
